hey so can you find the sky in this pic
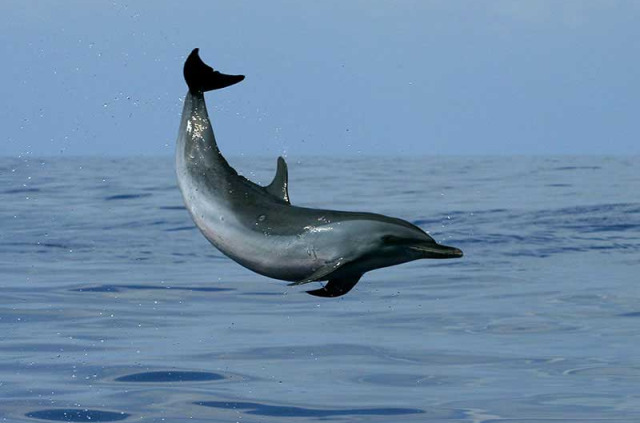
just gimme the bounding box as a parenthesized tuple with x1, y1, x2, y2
(0, 1, 638, 157)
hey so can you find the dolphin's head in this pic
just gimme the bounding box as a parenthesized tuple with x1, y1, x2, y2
(380, 220, 462, 259)
(381, 232, 463, 259)
(346, 217, 463, 274)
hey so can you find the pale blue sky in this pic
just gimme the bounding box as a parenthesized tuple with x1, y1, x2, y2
(1, 1, 638, 157)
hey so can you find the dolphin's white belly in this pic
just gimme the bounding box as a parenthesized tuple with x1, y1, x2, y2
(185, 195, 322, 282)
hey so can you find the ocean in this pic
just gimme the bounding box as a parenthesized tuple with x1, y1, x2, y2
(1, 155, 639, 422)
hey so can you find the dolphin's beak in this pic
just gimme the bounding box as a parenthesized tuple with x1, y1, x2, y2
(409, 242, 463, 259)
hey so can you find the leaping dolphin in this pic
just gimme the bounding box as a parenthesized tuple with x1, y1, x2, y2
(176, 48, 462, 298)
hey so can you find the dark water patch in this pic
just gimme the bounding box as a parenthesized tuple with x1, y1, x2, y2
(530, 202, 637, 218)
(459, 208, 509, 214)
(534, 204, 640, 232)
(485, 239, 640, 258)
(215, 344, 382, 360)
(141, 185, 175, 192)
(72, 284, 233, 293)
(158, 205, 186, 211)
(462, 233, 553, 247)
(104, 193, 152, 201)
(149, 220, 168, 226)
(546, 183, 572, 187)
(565, 366, 640, 379)
(557, 293, 615, 306)
(584, 223, 640, 232)
(115, 370, 224, 383)
(484, 290, 562, 300)
(356, 373, 453, 387)
(541, 243, 640, 254)
(0, 343, 103, 353)
(195, 401, 425, 417)
(481, 319, 580, 334)
(100, 222, 147, 230)
(25, 409, 129, 422)
(618, 311, 640, 317)
(165, 226, 195, 232)
(551, 166, 601, 171)
(205, 253, 226, 259)
(40, 242, 72, 249)
(4, 187, 41, 194)
(0, 241, 76, 250)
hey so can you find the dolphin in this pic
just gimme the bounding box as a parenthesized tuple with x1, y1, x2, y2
(176, 49, 462, 298)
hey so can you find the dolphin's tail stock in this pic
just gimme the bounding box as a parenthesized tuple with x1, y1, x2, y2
(183, 48, 245, 94)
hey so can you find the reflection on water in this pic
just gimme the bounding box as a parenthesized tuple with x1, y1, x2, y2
(1, 156, 639, 422)
(115, 370, 225, 383)
(195, 401, 426, 418)
(25, 409, 129, 422)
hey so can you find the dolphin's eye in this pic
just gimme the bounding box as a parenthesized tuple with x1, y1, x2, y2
(381, 235, 396, 244)
(382, 235, 408, 245)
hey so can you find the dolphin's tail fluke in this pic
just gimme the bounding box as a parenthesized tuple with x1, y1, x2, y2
(184, 48, 245, 94)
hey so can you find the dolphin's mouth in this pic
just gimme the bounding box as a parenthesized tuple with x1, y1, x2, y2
(409, 243, 463, 259)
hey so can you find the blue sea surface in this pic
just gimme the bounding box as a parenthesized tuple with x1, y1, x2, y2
(1, 156, 639, 422)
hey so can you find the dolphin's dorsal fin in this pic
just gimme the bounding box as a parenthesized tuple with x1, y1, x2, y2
(264, 156, 290, 204)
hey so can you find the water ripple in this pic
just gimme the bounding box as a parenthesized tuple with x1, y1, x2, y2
(4, 187, 41, 194)
(104, 193, 152, 201)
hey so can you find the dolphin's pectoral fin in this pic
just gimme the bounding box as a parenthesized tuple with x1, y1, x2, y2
(288, 258, 347, 286)
(306, 274, 363, 298)
(264, 156, 290, 204)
